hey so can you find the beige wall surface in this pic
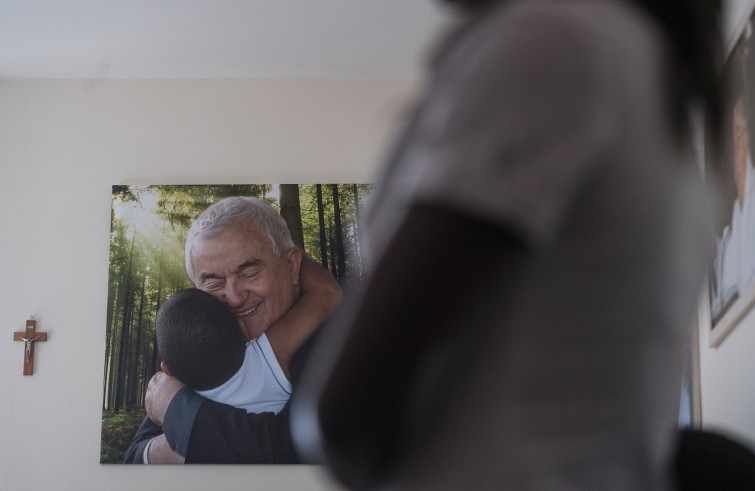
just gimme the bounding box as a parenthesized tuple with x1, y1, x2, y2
(0, 78, 414, 491)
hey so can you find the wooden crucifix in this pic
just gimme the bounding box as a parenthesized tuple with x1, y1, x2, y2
(13, 319, 48, 375)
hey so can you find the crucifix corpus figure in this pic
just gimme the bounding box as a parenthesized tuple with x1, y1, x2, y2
(13, 319, 48, 375)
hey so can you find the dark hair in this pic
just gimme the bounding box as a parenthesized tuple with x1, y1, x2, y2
(156, 288, 245, 391)
(631, 0, 724, 150)
(445, 0, 724, 149)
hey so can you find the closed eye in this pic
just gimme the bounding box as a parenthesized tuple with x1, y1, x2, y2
(198, 273, 225, 291)
(236, 260, 262, 280)
(239, 268, 261, 280)
(202, 279, 225, 291)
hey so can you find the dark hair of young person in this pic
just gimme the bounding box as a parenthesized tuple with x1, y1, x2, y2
(156, 288, 245, 391)
(445, 0, 724, 150)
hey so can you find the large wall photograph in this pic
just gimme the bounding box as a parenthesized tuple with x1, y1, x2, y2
(100, 183, 373, 463)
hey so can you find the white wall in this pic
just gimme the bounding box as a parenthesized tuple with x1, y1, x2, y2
(0, 78, 414, 491)
(698, 304, 755, 446)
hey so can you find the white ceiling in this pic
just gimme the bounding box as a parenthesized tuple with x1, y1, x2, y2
(0, 0, 450, 79)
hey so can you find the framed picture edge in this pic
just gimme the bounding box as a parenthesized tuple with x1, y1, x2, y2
(691, 304, 703, 428)
(709, 284, 755, 347)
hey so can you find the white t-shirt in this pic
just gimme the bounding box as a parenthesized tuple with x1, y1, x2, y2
(197, 333, 292, 414)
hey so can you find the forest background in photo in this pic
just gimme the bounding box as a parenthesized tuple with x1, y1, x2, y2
(100, 183, 374, 463)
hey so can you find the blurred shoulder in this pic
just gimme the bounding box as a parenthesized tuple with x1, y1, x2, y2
(435, 0, 660, 85)
(480, 0, 661, 47)
(457, 0, 667, 89)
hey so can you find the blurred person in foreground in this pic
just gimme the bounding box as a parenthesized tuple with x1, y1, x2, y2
(292, 0, 724, 489)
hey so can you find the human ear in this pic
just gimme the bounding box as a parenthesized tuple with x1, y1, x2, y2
(160, 360, 173, 376)
(287, 247, 303, 285)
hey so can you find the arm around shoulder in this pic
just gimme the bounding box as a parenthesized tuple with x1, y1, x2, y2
(183, 399, 300, 463)
(122, 416, 162, 464)
(266, 254, 343, 376)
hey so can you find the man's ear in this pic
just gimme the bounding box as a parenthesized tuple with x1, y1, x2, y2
(287, 247, 303, 286)
(160, 360, 173, 376)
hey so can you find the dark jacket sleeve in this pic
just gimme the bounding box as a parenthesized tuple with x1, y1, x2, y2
(168, 334, 319, 464)
(121, 390, 297, 464)
(184, 400, 298, 463)
(122, 416, 163, 464)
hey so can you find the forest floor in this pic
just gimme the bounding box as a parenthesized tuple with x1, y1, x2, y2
(100, 409, 147, 463)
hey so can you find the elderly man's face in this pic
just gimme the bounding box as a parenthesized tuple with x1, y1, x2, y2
(190, 223, 302, 341)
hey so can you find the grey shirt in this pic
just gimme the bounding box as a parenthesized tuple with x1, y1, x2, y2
(365, 0, 712, 489)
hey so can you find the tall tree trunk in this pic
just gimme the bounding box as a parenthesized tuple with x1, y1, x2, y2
(279, 184, 304, 249)
(328, 223, 338, 281)
(107, 277, 128, 409)
(138, 310, 153, 408)
(351, 184, 363, 280)
(102, 336, 111, 410)
(316, 184, 329, 270)
(127, 274, 147, 410)
(102, 279, 120, 410)
(113, 230, 136, 413)
(113, 287, 132, 413)
(331, 184, 347, 279)
(148, 259, 164, 383)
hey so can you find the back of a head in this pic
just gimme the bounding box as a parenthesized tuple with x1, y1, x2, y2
(184, 196, 296, 283)
(630, 0, 723, 148)
(156, 288, 245, 390)
(444, 0, 723, 150)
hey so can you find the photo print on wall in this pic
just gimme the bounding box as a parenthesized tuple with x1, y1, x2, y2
(101, 183, 374, 464)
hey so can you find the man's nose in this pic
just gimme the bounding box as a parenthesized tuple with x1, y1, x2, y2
(223, 278, 246, 308)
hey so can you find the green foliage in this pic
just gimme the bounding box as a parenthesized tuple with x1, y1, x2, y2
(147, 184, 273, 232)
(111, 185, 140, 204)
(299, 183, 374, 285)
(100, 409, 147, 464)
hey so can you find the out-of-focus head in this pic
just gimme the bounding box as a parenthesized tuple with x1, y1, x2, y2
(440, 0, 723, 150)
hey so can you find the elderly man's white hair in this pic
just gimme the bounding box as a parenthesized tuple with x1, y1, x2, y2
(184, 196, 296, 283)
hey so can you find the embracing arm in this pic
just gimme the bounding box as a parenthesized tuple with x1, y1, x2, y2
(122, 416, 163, 464)
(145, 369, 300, 464)
(123, 371, 187, 464)
(121, 415, 185, 464)
(184, 398, 298, 463)
(121, 371, 189, 464)
(266, 254, 343, 377)
(307, 205, 526, 488)
(145, 435, 185, 464)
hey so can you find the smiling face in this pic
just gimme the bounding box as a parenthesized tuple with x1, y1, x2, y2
(189, 222, 302, 341)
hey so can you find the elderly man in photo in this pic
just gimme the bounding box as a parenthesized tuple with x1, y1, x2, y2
(712, 98, 755, 319)
(123, 196, 341, 464)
